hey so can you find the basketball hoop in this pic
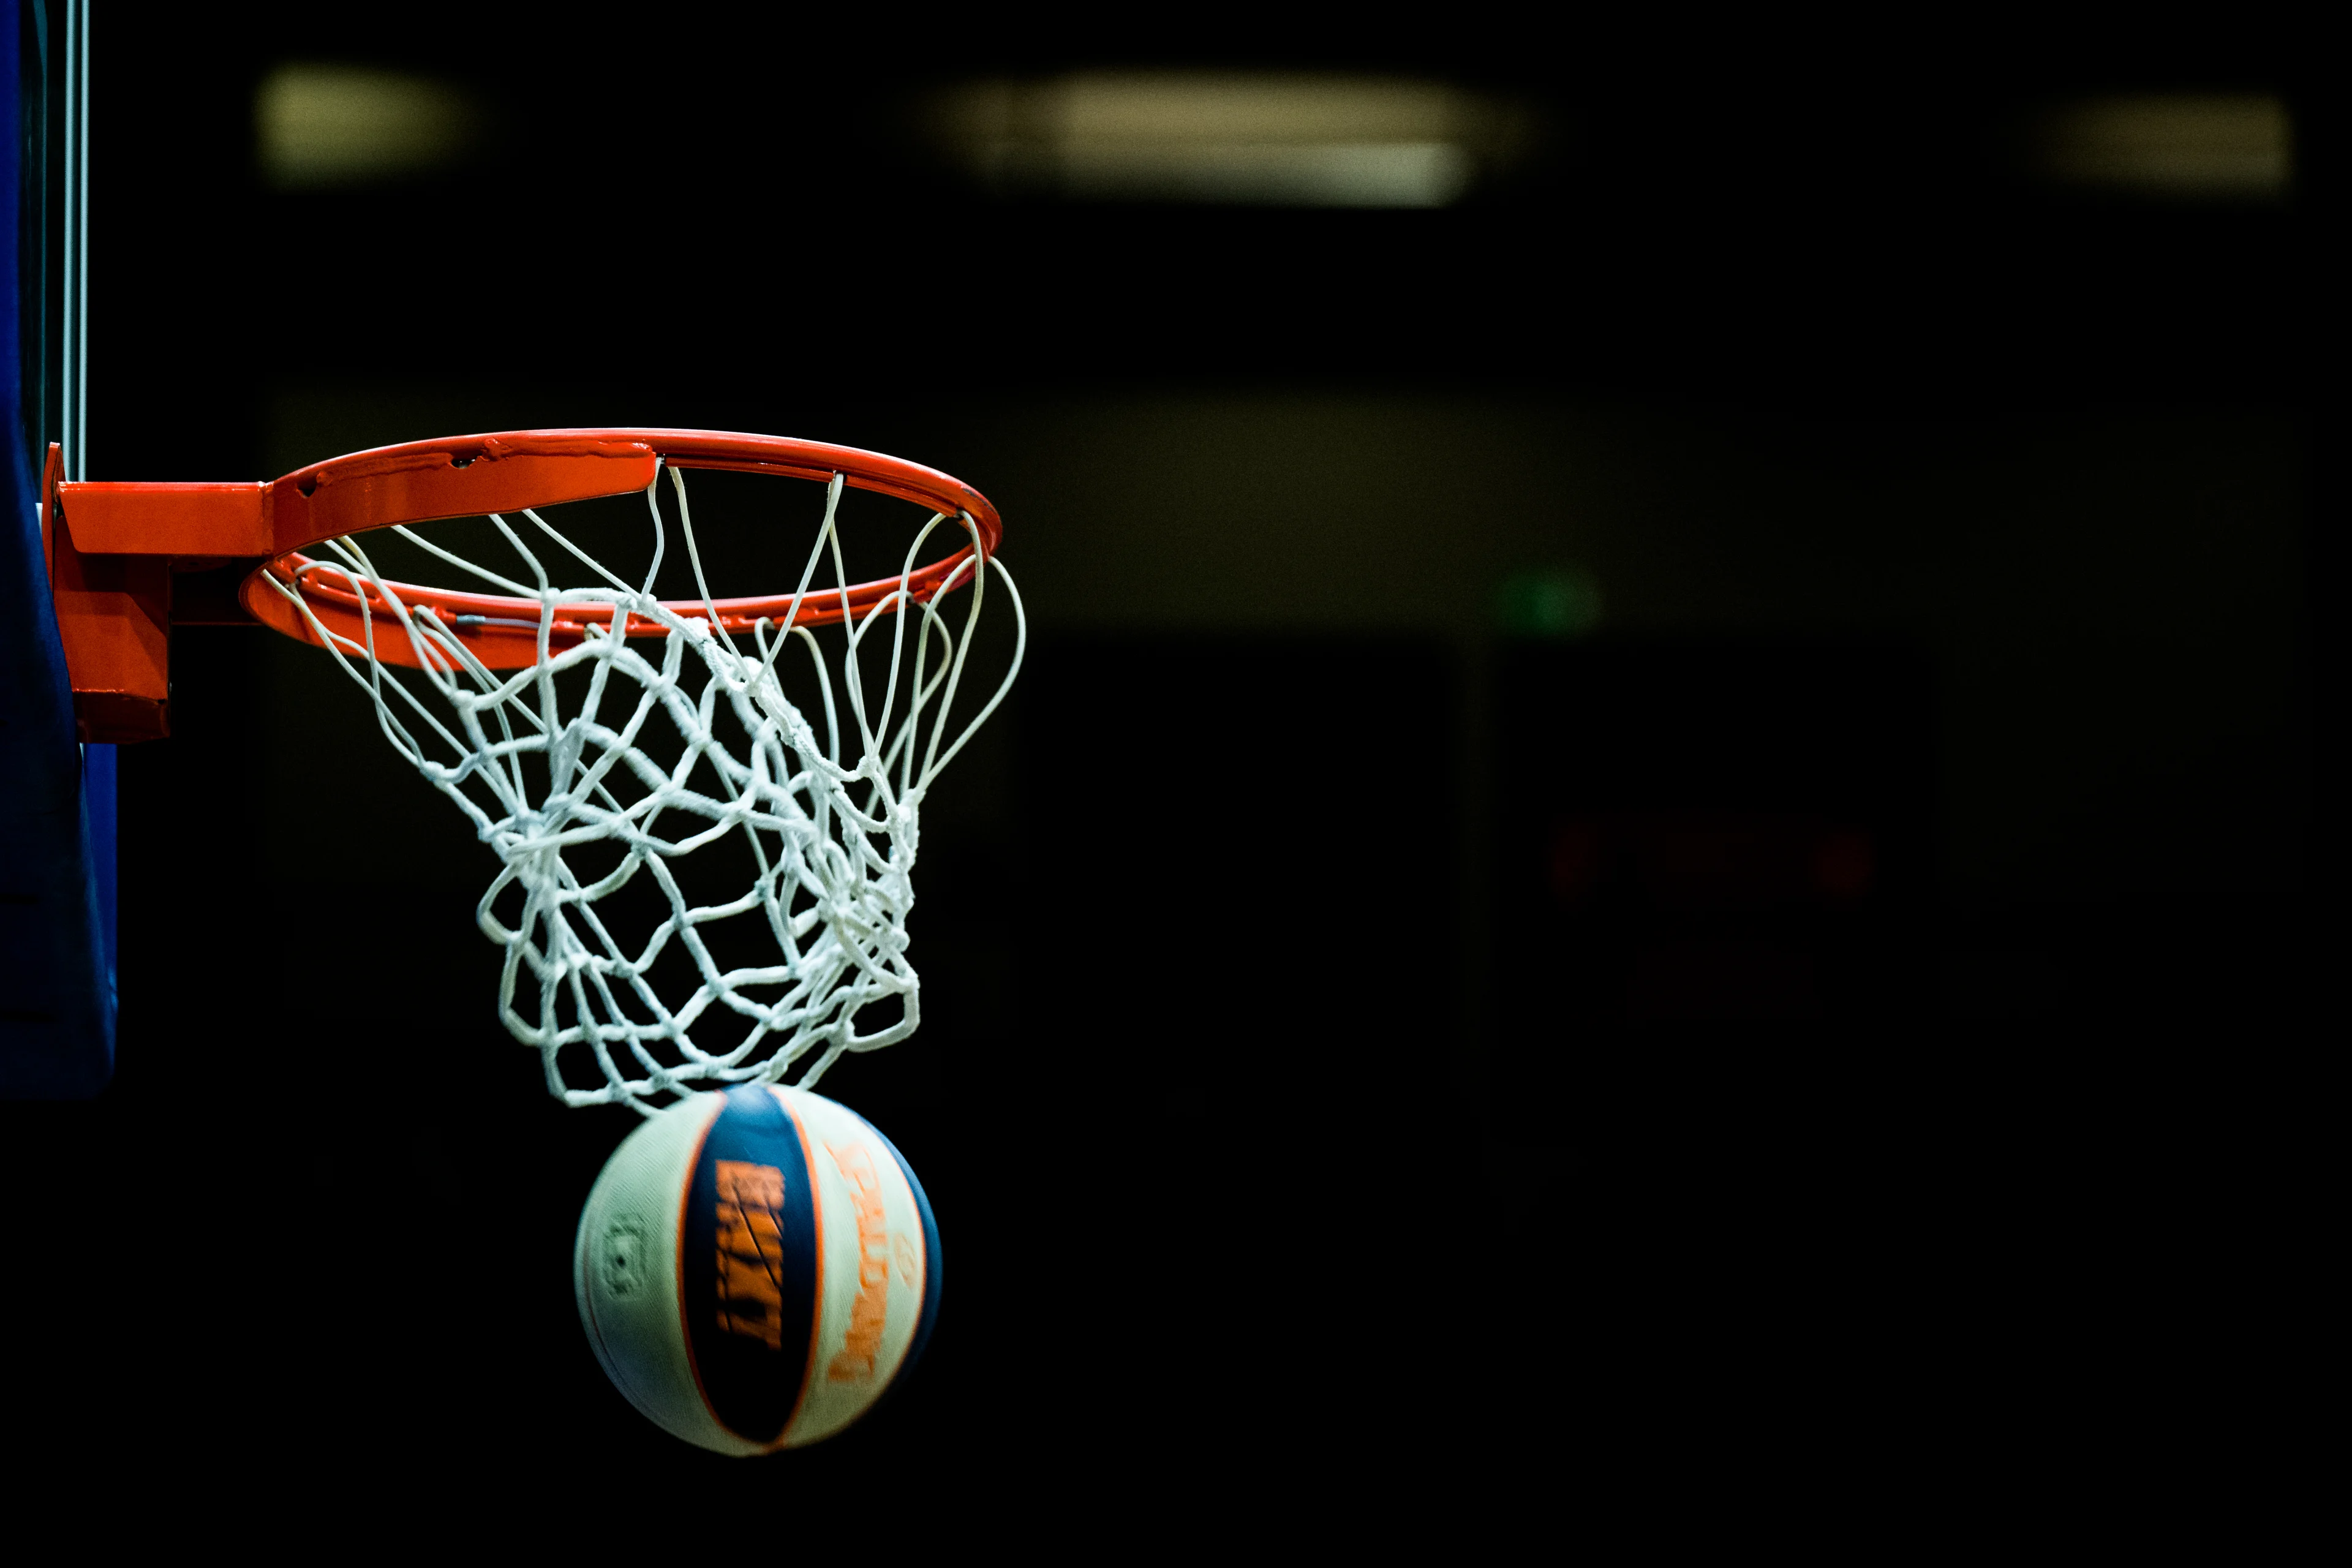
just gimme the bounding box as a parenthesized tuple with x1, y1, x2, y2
(45, 430, 1023, 1113)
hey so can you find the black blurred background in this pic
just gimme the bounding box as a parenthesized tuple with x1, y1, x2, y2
(3, 8, 2329, 1530)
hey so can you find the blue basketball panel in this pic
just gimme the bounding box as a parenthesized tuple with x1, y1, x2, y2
(681, 1084, 823, 1445)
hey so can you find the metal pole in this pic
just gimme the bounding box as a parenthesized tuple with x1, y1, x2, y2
(62, 0, 86, 482)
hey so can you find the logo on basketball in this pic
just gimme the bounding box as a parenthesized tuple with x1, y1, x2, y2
(600, 1217, 647, 1298)
(715, 1159, 789, 1351)
(826, 1141, 891, 1384)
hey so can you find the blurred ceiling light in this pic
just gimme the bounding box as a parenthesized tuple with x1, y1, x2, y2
(937, 74, 1517, 206)
(2037, 94, 2290, 200)
(257, 64, 480, 190)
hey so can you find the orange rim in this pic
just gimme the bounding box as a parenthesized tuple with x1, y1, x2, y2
(239, 429, 1001, 672)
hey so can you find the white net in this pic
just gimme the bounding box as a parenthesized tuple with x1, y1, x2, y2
(258, 466, 1022, 1114)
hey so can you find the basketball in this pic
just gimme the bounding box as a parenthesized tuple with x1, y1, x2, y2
(573, 1084, 943, 1454)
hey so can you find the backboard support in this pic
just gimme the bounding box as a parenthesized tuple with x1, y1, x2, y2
(2, 0, 112, 1097)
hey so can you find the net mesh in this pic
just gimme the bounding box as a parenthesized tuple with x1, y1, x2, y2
(258, 466, 1022, 1114)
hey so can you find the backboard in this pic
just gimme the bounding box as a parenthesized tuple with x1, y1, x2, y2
(1, 0, 110, 1096)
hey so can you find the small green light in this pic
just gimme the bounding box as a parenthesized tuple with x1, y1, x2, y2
(1494, 567, 1603, 638)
